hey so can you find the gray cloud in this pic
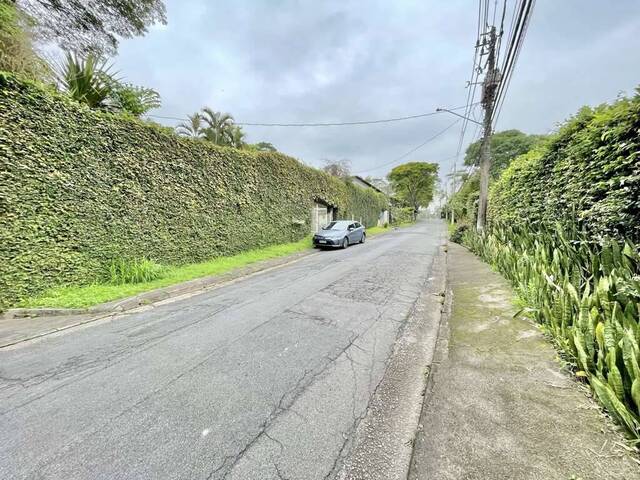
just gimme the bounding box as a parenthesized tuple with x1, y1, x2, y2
(114, 0, 640, 181)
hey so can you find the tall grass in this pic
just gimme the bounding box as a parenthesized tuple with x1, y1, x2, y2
(107, 258, 165, 285)
(463, 223, 640, 439)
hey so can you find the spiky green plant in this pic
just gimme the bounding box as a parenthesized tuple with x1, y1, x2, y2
(462, 223, 640, 438)
(55, 52, 118, 108)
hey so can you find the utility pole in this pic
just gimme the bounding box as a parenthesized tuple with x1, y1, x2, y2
(476, 26, 500, 232)
(451, 162, 456, 224)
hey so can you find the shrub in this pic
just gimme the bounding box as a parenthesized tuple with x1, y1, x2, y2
(449, 223, 469, 244)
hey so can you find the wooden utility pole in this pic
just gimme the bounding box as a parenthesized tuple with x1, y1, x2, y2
(476, 27, 500, 232)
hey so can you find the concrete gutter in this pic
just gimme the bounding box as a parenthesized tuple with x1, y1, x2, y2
(336, 240, 448, 480)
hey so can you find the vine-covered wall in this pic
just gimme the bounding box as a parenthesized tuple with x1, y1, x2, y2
(488, 92, 640, 242)
(0, 73, 387, 309)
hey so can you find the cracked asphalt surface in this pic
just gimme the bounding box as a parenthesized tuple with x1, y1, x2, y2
(0, 219, 445, 480)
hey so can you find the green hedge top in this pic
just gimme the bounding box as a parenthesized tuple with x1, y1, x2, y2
(489, 89, 640, 242)
(0, 72, 387, 309)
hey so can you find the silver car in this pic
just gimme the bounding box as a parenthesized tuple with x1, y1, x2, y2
(312, 220, 366, 249)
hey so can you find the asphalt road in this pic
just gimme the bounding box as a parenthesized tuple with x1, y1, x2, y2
(0, 219, 445, 480)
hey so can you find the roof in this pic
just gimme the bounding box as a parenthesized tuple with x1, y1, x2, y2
(352, 176, 386, 195)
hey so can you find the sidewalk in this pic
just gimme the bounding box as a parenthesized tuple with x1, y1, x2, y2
(410, 243, 640, 480)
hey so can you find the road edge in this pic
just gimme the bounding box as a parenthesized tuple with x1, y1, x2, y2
(335, 238, 448, 480)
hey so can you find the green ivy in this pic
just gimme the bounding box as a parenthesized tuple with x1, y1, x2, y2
(0, 72, 387, 310)
(488, 90, 640, 242)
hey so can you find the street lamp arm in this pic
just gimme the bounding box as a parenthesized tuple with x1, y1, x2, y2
(436, 108, 483, 126)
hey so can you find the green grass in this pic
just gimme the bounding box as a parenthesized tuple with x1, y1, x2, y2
(19, 237, 314, 309)
(366, 225, 389, 236)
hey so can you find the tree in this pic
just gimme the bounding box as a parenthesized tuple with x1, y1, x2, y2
(0, 0, 49, 79)
(252, 142, 277, 152)
(322, 159, 351, 178)
(15, 0, 166, 55)
(201, 107, 236, 146)
(227, 125, 246, 149)
(464, 129, 545, 178)
(387, 162, 439, 216)
(176, 114, 205, 138)
(364, 176, 393, 196)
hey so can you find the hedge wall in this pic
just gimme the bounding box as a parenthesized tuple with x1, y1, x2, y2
(0, 73, 387, 310)
(488, 90, 640, 242)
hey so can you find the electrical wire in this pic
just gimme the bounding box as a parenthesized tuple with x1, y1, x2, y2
(492, 0, 535, 128)
(146, 104, 475, 128)
(353, 119, 461, 174)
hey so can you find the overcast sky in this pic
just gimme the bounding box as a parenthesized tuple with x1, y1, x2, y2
(114, 0, 640, 181)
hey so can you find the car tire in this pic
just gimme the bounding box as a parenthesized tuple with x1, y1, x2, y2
(360, 233, 366, 244)
(341, 237, 349, 249)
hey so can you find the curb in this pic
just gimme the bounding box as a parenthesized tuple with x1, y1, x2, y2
(336, 238, 449, 480)
(1, 249, 318, 320)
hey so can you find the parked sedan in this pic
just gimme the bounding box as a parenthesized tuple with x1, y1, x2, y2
(313, 220, 366, 249)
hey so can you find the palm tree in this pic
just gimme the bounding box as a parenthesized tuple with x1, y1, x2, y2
(227, 125, 246, 148)
(55, 52, 118, 108)
(200, 107, 236, 146)
(176, 113, 205, 138)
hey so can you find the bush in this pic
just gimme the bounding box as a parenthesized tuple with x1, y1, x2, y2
(0, 73, 388, 309)
(449, 223, 469, 244)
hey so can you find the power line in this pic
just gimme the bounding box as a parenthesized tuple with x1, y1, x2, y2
(146, 103, 476, 128)
(354, 118, 461, 174)
(492, 0, 535, 128)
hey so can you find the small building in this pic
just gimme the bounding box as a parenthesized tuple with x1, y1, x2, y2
(311, 199, 337, 233)
(352, 176, 390, 226)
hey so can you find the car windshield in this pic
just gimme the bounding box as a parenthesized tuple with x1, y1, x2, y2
(323, 221, 350, 230)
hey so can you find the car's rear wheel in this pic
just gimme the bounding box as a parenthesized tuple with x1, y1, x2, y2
(341, 237, 349, 249)
(360, 233, 366, 244)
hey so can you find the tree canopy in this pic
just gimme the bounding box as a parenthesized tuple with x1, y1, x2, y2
(15, 0, 167, 54)
(322, 159, 351, 178)
(387, 162, 439, 214)
(464, 129, 546, 178)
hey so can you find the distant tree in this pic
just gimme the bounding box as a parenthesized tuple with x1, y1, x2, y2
(201, 108, 236, 146)
(175, 114, 205, 138)
(365, 176, 393, 196)
(15, 0, 167, 54)
(464, 129, 546, 177)
(322, 159, 351, 178)
(252, 142, 277, 152)
(387, 162, 439, 216)
(227, 125, 246, 148)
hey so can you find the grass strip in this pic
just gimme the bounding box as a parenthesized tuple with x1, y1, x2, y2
(19, 223, 409, 310)
(19, 237, 313, 309)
